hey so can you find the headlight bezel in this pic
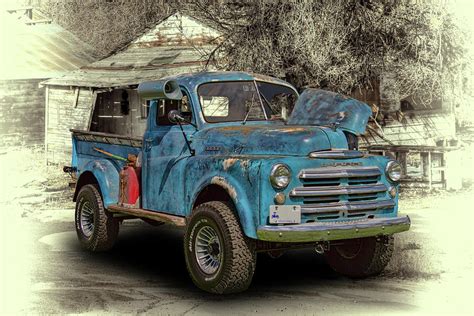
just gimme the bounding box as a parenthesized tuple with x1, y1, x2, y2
(269, 163, 291, 190)
(385, 160, 402, 182)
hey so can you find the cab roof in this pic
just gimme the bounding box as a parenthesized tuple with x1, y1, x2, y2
(162, 71, 297, 92)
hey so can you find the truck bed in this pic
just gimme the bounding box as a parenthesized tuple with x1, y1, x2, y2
(70, 129, 142, 148)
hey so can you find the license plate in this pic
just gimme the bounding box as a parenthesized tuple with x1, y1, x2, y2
(269, 205, 301, 224)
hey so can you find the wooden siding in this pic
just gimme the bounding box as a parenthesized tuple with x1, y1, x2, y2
(42, 13, 219, 88)
(131, 13, 219, 48)
(46, 86, 94, 164)
(0, 79, 45, 146)
(361, 110, 456, 147)
(43, 13, 219, 164)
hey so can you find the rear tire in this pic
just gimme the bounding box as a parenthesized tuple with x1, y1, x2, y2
(75, 184, 119, 251)
(184, 201, 256, 294)
(324, 236, 393, 278)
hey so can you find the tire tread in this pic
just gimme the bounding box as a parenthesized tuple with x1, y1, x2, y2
(185, 201, 256, 294)
(75, 184, 119, 252)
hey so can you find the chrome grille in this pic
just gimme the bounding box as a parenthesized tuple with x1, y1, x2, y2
(291, 166, 392, 221)
(290, 183, 386, 197)
(298, 166, 381, 179)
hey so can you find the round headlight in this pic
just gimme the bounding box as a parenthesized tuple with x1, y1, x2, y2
(386, 161, 402, 182)
(270, 164, 291, 189)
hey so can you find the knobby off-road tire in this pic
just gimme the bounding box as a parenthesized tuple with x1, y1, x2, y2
(184, 201, 256, 294)
(324, 236, 394, 278)
(75, 184, 119, 252)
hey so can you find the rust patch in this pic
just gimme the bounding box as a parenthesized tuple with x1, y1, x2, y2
(263, 127, 307, 133)
(222, 158, 238, 171)
(240, 159, 250, 170)
(217, 126, 260, 136)
(211, 176, 237, 200)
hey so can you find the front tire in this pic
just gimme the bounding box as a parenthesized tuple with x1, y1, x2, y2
(184, 201, 256, 294)
(324, 236, 394, 278)
(75, 184, 119, 251)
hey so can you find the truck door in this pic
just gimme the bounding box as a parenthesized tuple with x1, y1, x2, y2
(141, 96, 195, 215)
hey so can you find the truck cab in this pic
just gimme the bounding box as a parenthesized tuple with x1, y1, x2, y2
(69, 71, 410, 294)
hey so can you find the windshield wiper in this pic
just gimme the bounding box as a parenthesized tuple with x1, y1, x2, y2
(259, 91, 286, 122)
(242, 92, 256, 125)
(242, 81, 268, 125)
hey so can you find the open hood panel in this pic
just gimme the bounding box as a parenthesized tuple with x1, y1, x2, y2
(288, 89, 372, 135)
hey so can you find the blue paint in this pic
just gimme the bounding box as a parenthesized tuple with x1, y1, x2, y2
(288, 89, 372, 135)
(71, 71, 401, 241)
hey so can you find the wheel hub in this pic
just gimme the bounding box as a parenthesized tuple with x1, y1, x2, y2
(195, 225, 222, 275)
(80, 201, 95, 238)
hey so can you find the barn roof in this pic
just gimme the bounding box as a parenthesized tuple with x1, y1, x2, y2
(42, 12, 220, 88)
(0, 8, 98, 80)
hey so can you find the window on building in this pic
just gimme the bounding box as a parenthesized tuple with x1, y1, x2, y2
(141, 100, 150, 119)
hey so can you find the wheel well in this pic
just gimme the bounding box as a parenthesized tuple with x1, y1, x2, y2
(193, 184, 234, 209)
(73, 171, 99, 201)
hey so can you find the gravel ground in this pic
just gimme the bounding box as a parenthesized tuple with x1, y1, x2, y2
(0, 148, 473, 315)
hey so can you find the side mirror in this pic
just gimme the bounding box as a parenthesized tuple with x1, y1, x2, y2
(168, 109, 184, 124)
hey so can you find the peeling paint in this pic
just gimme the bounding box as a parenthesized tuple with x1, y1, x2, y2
(211, 176, 238, 200)
(222, 158, 238, 171)
(218, 125, 260, 136)
(262, 127, 307, 134)
(240, 159, 250, 170)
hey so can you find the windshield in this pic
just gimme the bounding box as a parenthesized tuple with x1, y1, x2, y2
(198, 81, 297, 123)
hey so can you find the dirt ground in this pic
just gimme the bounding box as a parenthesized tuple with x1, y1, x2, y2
(0, 148, 473, 315)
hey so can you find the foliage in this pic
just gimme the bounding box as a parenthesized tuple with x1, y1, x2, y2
(36, 0, 468, 107)
(38, 0, 173, 58)
(181, 0, 467, 105)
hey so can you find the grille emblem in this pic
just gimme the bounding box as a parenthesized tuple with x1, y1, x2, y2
(321, 162, 362, 167)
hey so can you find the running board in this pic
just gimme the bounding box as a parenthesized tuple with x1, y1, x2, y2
(107, 205, 186, 227)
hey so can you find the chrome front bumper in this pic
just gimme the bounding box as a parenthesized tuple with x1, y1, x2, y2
(256, 215, 410, 243)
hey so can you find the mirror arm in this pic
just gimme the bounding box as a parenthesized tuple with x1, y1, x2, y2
(176, 120, 195, 156)
(182, 118, 197, 128)
(168, 110, 196, 156)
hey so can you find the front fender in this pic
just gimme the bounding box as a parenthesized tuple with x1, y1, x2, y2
(79, 159, 120, 207)
(189, 172, 258, 239)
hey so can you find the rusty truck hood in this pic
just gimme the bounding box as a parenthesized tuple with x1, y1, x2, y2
(196, 124, 338, 156)
(288, 89, 372, 135)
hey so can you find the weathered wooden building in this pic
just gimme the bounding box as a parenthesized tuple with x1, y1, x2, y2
(0, 8, 97, 147)
(354, 84, 457, 189)
(42, 13, 218, 164)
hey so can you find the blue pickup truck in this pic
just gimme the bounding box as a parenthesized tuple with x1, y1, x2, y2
(68, 71, 410, 294)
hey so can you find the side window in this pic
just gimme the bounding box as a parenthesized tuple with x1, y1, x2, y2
(155, 94, 193, 126)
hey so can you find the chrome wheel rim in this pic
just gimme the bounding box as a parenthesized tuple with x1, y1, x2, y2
(80, 201, 95, 238)
(194, 225, 222, 275)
